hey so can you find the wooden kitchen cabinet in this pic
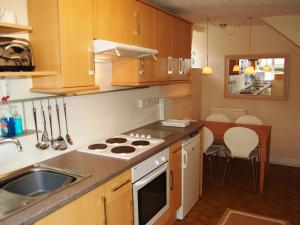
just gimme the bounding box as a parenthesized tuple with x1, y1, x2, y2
(34, 185, 105, 225)
(112, 58, 155, 86)
(34, 170, 133, 225)
(173, 19, 192, 59)
(105, 170, 133, 225)
(154, 141, 182, 225)
(28, 0, 99, 94)
(93, 0, 154, 48)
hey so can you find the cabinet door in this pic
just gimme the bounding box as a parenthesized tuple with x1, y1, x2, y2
(105, 170, 133, 225)
(169, 141, 182, 214)
(93, 0, 136, 45)
(134, 1, 154, 48)
(34, 185, 105, 225)
(58, 0, 95, 88)
(173, 19, 192, 59)
(154, 10, 173, 58)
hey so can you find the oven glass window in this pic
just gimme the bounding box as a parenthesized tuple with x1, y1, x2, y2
(138, 171, 167, 225)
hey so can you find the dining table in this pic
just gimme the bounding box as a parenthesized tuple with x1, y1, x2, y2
(201, 120, 272, 193)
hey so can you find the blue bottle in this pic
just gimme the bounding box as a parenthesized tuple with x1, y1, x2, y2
(12, 106, 23, 136)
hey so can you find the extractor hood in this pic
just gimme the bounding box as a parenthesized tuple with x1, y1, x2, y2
(93, 39, 158, 62)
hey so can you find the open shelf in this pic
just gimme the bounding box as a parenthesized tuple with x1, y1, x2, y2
(0, 22, 32, 33)
(160, 92, 194, 100)
(0, 71, 58, 77)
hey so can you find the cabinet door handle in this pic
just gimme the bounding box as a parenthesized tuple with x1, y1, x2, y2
(179, 58, 184, 75)
(139, 59, 144, 75)
(111, 179, 131, 192)
(170, 171, 174, 191)
(102, 197, 107, 225)
(134, 12, 140, 35)
(168, 56, 173, 75)
(88, 46, 95, 75)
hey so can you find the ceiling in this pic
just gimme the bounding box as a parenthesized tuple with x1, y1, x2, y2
(145, 0, 300, 25)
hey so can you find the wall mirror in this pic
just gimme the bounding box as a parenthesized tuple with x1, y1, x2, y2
(224, 54, 289, 100)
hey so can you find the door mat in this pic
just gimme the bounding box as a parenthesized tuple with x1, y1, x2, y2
(217, 209, 290, 225)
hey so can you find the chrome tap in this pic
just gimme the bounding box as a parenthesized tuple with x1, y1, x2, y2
(0, 138, 23, 152)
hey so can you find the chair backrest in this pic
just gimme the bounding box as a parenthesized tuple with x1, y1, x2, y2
(224, 127, 259, 158)
(206, 113, 231, 122)
(235, 115, 262, 125)
(203, 127, 214, 153)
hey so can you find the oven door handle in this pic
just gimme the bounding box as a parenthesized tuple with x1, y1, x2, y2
(134, 163, 168, 188)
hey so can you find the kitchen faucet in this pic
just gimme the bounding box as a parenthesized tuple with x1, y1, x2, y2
(0, 138, 23, 152)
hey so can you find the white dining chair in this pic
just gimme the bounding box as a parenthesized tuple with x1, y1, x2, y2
(206, 113, 231, 151)
(235, 115, 262, 125)
(206, 113, 231, 123)
(204, 127, 220, 184)
(223, 127, 259, 192)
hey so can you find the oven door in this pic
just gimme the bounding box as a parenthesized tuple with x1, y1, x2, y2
(133, 162, 169, 225)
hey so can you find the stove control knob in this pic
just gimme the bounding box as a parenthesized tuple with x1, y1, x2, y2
(161, 156, 166, 162)
(135, 133, 140, 138)
(154, 160, 160, 166)
(129, 133, 135, 137)
(146, 135, 152, 139)
(141, 134, 146, 139)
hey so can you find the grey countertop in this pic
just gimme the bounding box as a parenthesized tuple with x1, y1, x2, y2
(0, 120, 203, 225)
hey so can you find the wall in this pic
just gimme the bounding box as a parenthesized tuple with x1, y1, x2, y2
(197, 24, 300, 167)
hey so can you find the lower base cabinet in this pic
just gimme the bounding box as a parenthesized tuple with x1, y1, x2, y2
(34, 170, 133, 225)
(154, 141, 182, 225)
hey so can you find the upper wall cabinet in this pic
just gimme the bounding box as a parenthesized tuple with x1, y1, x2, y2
(28, 0, 99, 94)
(173, 19, 192, 59)
(93, 0, 154, 48)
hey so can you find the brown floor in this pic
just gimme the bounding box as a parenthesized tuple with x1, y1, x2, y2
(174, 157, 300, 225)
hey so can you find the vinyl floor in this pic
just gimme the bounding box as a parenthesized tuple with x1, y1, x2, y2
(174, 157, 300, 225)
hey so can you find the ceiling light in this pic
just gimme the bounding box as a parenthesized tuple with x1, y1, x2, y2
(245, 17, 255, 75)
(232, 65, 240, 72)
(263, 59, 272, 72)
(202, 18, 213, 75)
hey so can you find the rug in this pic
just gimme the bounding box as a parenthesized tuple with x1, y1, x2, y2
(218, 209, 290, 225)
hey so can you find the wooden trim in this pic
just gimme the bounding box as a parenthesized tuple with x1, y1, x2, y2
(30, 85, 99, 94)
(0, 71, 57, 77)
(224, 53, 290, 101)
(0, 22, 32, 33)
(112, 80, 191, 87)
(136, 0, 193, 25)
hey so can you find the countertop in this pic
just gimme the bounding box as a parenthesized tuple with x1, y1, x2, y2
(0, 120, 203, 225)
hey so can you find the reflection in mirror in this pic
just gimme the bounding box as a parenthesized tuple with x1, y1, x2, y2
(224, 54, 289, 100)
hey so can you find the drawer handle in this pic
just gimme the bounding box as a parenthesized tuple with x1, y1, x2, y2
(134, 12, 140, 35)
(111, 179, 131, 192)
(102, 197, 107, 225)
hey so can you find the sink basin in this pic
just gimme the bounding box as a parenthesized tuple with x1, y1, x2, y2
(0, 165, 88, 220)
(2, 170, 76, 197)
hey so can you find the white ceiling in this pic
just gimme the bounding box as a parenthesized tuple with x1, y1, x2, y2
(146, 0, 300, 25)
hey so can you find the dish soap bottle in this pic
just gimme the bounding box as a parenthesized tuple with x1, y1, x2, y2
(0, 105, 15, 137)
(12, 105, 23, 136)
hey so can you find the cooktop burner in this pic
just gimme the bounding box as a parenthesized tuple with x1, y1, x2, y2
(111, 146, 135, 154)
(131, 140, 150, 146)
(88, 143, 107, 150)
(106, 137, 127, 144)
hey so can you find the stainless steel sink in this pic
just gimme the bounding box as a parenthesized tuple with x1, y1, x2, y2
(0, 165, 88, 220)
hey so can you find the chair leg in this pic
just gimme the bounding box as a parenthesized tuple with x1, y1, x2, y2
(223, 157, 231, 184)
(216, 150, 221, 175)
(251, 158, 257, 192)
(208, 155, 213, 184)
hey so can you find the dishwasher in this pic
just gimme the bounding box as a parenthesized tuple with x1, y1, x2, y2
(177, 131, 200, 220)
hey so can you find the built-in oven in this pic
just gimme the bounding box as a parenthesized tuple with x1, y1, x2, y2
(132, 148, 169, 225)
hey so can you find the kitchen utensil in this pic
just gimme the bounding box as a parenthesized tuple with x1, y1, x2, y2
(47, 99, 54, 148)
(63, 98, 73, 145)
(32, 102, 48, 150)
(54, 99, 67, 151)
(40, 101, 49, 142)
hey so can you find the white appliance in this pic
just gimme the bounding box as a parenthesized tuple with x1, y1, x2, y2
(132, 148, 169, 225)
(177, 132, 200, 219)
(77, 134, 164, 160)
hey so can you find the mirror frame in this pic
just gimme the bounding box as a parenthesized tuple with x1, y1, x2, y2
(224, 53, 290, 100)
